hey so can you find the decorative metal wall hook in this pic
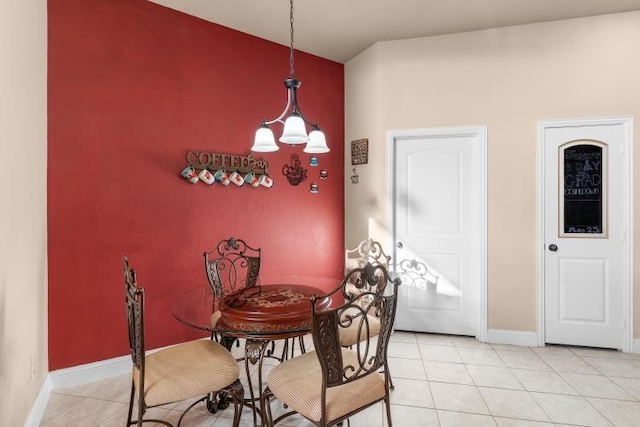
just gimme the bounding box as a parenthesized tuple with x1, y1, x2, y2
(350, 167, 359, 184)
(282, 153, 308, 185)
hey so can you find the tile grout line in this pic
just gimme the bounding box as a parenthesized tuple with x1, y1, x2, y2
(40, 335, 640, 426)
(573, 352, 625, 427)
(422, 339, 444, 427)
(472, 347, 555, 425)
(455, 346, 499, 425)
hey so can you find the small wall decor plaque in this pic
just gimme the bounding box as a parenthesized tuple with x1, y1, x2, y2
(351, 138, 368, 165)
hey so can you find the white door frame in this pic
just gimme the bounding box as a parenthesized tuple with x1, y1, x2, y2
(536, 116, 634, 352)
(387, 126, 488, 342)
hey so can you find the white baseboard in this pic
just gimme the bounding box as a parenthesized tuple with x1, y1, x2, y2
(23, 375, 51, 427)
(49, 354, 132, 390)
(486, 329, 539, 347)
(48, 340, 190, 390)
(27, 344, 188, 426)
(488, 331, 640, 353)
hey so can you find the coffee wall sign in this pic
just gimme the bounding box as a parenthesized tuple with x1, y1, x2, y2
(351, 138, 368, 165)
(180, 150, 273, 188)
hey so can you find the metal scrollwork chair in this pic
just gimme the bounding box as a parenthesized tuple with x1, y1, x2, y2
(261, 263, 401, 427)
(204, 237, 261, 342)
(344, 238, 391, 273)
(204, 237, 302, 360)
(342, 239, 395, 386)
(204, 236, 261, 302)
(343, 238, 391, 308)
(123, 256, 244, 427)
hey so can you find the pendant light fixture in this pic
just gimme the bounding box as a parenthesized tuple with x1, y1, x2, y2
(251, 0, 330, 154)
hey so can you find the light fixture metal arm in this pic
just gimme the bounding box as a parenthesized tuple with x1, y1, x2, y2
(288, 80, 316, 127)
(261, 78, 315, 127)
(262, 81, 293, 126)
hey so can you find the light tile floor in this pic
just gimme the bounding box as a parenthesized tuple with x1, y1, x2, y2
(40, 332, 640, 427)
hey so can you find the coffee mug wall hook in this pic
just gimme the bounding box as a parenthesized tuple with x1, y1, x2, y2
(180, 150, 273, 189)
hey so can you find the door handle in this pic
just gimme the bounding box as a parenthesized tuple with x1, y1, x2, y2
(548, 244, 558, 252)
(396, 241, 403, 249)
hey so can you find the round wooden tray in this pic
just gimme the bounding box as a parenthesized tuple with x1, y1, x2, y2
(219, 284, 329, 334)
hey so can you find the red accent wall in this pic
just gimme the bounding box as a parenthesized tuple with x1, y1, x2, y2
(48, 0, 344, 370)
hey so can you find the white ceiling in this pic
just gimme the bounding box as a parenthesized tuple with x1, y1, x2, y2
(148, 0, 640, 63)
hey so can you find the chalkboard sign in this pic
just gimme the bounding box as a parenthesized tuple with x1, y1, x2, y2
(351, 138, 368, 165)
(561, 143, 605, 235)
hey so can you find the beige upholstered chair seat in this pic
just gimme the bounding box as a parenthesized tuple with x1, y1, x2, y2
(133, 339, 240, 407)
(211, 310, 222, 327)
(338, 307, 381, 347)
(267, 348, 386, 423)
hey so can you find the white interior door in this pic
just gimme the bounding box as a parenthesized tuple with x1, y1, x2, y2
(389, 127, 487, 338)
(542, 118, 631, 350)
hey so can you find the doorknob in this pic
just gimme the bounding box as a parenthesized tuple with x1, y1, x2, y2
(396, 241, 403, 249)
(548, 244, 558, 252)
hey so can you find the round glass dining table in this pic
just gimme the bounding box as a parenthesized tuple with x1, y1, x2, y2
(171, 278, 339, 427)
(172, 282, 333, 339)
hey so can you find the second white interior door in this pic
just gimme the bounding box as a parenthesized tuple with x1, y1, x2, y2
(542, 118, 629, 350)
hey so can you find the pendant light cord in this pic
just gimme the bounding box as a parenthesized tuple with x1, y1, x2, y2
(289, 0, 295, 78)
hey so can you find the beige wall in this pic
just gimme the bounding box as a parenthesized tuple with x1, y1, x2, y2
(345, 11, 640, 336)
(344, 45, 383, 246)
(0, 0, 48, 425)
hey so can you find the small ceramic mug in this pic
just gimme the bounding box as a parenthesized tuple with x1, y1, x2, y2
(259, 174, 274, 188)
(198, 169, 215, 185)
(229, 171, 245, 187)
(245, 172, 260, 187)
(180, 166, 199, 184)
(214, 169, 230, 186)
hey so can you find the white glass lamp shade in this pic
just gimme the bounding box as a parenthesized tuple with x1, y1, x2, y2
(251, 124, 279, 152)
(304, 126, 330, 153)
(279, 112, 309, 144)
